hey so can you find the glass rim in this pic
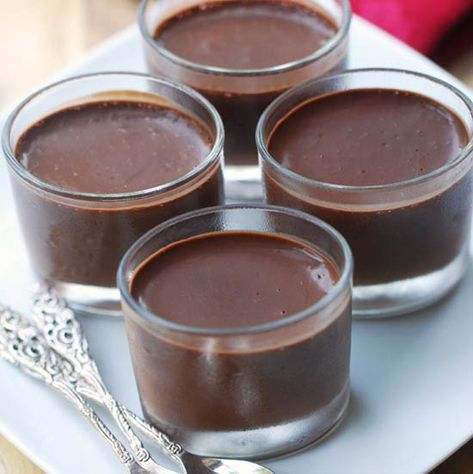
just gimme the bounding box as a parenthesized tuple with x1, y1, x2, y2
(2, 71, 225, 202)
(117, 204, 353, 337)
(256, 67, 473, 193)
(138, 0, 352, 77)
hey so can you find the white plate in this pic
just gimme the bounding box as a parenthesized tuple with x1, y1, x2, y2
(1, 17, 472, 474)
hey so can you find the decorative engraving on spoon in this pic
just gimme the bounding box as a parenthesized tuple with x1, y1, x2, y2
(0, 305, 135, 469)
(32, 287, 185, 459)
(31, 286, 173, 474)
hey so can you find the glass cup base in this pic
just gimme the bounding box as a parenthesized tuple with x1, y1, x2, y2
(152, 382, 350, 460)
(353, 249, 470, 318)
(224, 165, 263, 202)
(43, 280, 122, 318)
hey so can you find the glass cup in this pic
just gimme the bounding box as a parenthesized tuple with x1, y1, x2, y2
(257, 68, 473, 317)
(2, 72, 224, 317)
(138, 0, 351, 200)
(118, 204, 353, 458)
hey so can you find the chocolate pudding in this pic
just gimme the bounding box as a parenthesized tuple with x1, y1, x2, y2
(17, 101, 214, 193)
(133, 231, 338, 327)
(150, 0, 342, 165)
(126, 231, 351, 435)
(264, 89, 472, 285)
(155, 1, 337, 69)
(12, 100, 223, 287)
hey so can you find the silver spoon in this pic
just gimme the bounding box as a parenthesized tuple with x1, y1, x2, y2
(32, 287, 274, 474)
(1, 303, 271, 474)
(0, 306, 174, 474)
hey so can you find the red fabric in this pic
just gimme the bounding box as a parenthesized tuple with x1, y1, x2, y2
(351, 0, 473, 53)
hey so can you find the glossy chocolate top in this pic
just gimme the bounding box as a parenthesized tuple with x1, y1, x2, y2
(268, 89, 469, 186)
(131, 231, 339, 328)
(15, 101, 213, 194)
(154, 1, 337, 69)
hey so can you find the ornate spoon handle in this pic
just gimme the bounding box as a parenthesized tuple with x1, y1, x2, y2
(32, 287, 183, 471)
(79, 381, 184, 464)
(0, 306, 135, 471)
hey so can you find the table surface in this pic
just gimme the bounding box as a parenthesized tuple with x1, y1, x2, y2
(0, 1, 472, 473)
